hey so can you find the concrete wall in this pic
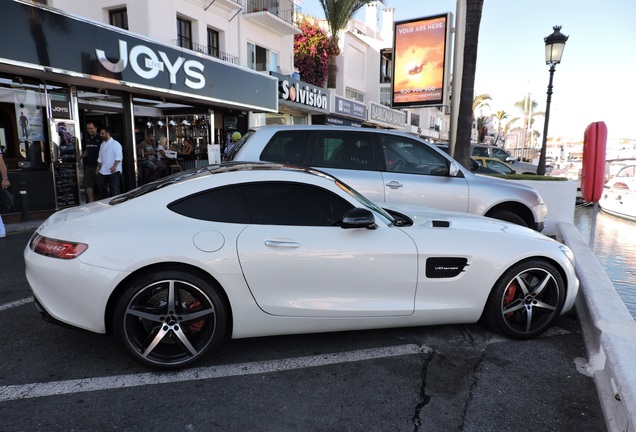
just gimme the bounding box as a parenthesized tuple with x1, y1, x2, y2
(517, 180, 578, 236)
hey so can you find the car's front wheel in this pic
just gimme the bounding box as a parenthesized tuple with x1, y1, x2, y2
(113, 270, 228, 369)
(487, 209, 528, 227)
(483, 260, 565, 339)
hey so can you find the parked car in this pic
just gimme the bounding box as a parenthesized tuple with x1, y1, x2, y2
(229, 125, 546, 230)
(438, 143, 538, 174)
(470, 143, 516, 163)
(472, 156, 517, 175)
(25, 162, 578, 369)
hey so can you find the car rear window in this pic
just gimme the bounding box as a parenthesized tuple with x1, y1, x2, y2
(260, 131, 310, 165)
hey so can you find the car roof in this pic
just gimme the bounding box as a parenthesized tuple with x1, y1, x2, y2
(109, 162, 340, 205)
(248, 124, 434, 140)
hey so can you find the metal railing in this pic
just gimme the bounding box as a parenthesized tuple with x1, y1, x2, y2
(173, 40, 239, 65)
(236, 0, 301, 26)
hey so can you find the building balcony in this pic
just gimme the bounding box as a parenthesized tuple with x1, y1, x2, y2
(173, 40, 239, 65)
(238, 0, 301, 35)
(203, 0, 242, 9)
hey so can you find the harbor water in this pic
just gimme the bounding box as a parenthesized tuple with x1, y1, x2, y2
(574, 203, 636, 320)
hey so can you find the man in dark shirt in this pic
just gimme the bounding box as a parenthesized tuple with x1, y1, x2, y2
(79, 121, 101, 202)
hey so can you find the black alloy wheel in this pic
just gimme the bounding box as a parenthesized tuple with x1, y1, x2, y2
(114, 270, 228, 369)
(484, 259, 565, 339)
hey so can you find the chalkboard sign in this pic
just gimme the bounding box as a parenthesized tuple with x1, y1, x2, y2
(53, 163, 80, 208)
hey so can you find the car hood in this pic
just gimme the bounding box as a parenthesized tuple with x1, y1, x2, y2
(383, 202, 552, 241)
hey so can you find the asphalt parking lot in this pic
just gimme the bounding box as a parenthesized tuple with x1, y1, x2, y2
(0, 229, 606, 431)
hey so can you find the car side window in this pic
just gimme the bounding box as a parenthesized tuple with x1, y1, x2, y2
(260, 131, 309, 165)
(491, 148, 510, 161)
(489, 160, 512, 174)
(379, 135, 449, 176)
(472, 146, 489, 157)
(311, 131, 373, 170)
(168, 186, 250, 223)
(241, 182, 354, 226)
(168, 182, 353, 226)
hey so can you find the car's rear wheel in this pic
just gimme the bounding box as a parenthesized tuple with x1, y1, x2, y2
(113, 270, 228, 369)
(488, 209, 527, 227)
(483, 260, 565, 339)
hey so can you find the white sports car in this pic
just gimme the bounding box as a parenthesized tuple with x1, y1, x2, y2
(25, 163, 578, 369)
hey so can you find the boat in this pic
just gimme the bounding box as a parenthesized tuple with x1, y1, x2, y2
(599, 160, 636, 222)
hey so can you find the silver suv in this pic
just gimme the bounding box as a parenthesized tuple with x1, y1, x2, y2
(228, 125, 547, 231)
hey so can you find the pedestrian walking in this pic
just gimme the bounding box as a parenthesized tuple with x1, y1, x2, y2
(96, 127, 123, 197)
(78, 121, 102, 202)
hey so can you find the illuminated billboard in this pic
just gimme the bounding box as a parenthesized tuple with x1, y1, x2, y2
(392, 13, 452, 108)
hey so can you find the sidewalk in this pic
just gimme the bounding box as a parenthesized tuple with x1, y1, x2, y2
(2, 211, 52, 235)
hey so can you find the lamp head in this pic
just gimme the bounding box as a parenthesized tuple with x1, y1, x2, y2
(544, 25, 569, 65)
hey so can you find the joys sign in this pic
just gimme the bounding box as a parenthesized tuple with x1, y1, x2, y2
(95, 40, 205, 89)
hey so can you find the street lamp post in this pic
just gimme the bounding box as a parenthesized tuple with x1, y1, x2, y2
(537, 26, 569, 175)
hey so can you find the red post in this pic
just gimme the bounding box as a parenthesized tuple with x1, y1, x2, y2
(581, 121, 607, 203)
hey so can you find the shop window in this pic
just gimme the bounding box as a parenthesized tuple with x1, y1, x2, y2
(177, 17, 193, 50)
(109, 8, 128, 30)
(0, 76, 56, 169)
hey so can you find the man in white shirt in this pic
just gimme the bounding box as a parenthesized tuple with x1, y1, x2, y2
(96, 126, 123, 197)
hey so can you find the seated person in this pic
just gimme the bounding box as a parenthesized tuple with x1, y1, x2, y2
(177, 138, 194, 159)
(154, 136, 171, 176)
(138, 134, 158, 171)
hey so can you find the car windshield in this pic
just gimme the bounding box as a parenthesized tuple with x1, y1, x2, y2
(333, 179, 395, 226)
(226, 129, 255, 160)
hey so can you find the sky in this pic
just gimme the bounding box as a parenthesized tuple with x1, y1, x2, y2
(297, 0, 636, 141)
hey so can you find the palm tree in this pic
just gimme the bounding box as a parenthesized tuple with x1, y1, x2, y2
(476, 115, 492, 143)
(454, 0, 485, 169)
(472, 93, 491, 114)
(318, 0, 380, 88)
(509, 96, 544, 160)
(493, 110, 509, 144)
(472, 93, 491, 144)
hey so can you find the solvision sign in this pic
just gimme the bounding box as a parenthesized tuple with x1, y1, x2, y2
(271, 72, 328, 113)
(96, 40, 205, 90)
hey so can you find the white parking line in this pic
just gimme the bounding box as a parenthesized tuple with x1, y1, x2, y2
(0, 297, 33, 312)
(0, 344, 428, 402)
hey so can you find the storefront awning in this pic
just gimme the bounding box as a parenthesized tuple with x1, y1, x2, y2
(0, 0, 278, 113)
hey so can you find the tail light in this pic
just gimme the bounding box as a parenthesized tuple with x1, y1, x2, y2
(30, 234, 88, 259)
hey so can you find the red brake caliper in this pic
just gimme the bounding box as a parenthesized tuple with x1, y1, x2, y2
(503, 282, 518, 317)
(188, 300, 206, 332)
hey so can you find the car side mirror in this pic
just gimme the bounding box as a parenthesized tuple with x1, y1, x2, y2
(341, 208, 377, 230)
(470, 160, 479, 172)
(449, 160, 462, 176)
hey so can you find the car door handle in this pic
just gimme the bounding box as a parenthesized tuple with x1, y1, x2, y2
(264, 240, 301, 248)
(386, 180, 403, 189)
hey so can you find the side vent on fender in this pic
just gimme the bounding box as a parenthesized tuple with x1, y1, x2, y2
(432, 220, 450, 227)
(426, 257, 468, 278)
